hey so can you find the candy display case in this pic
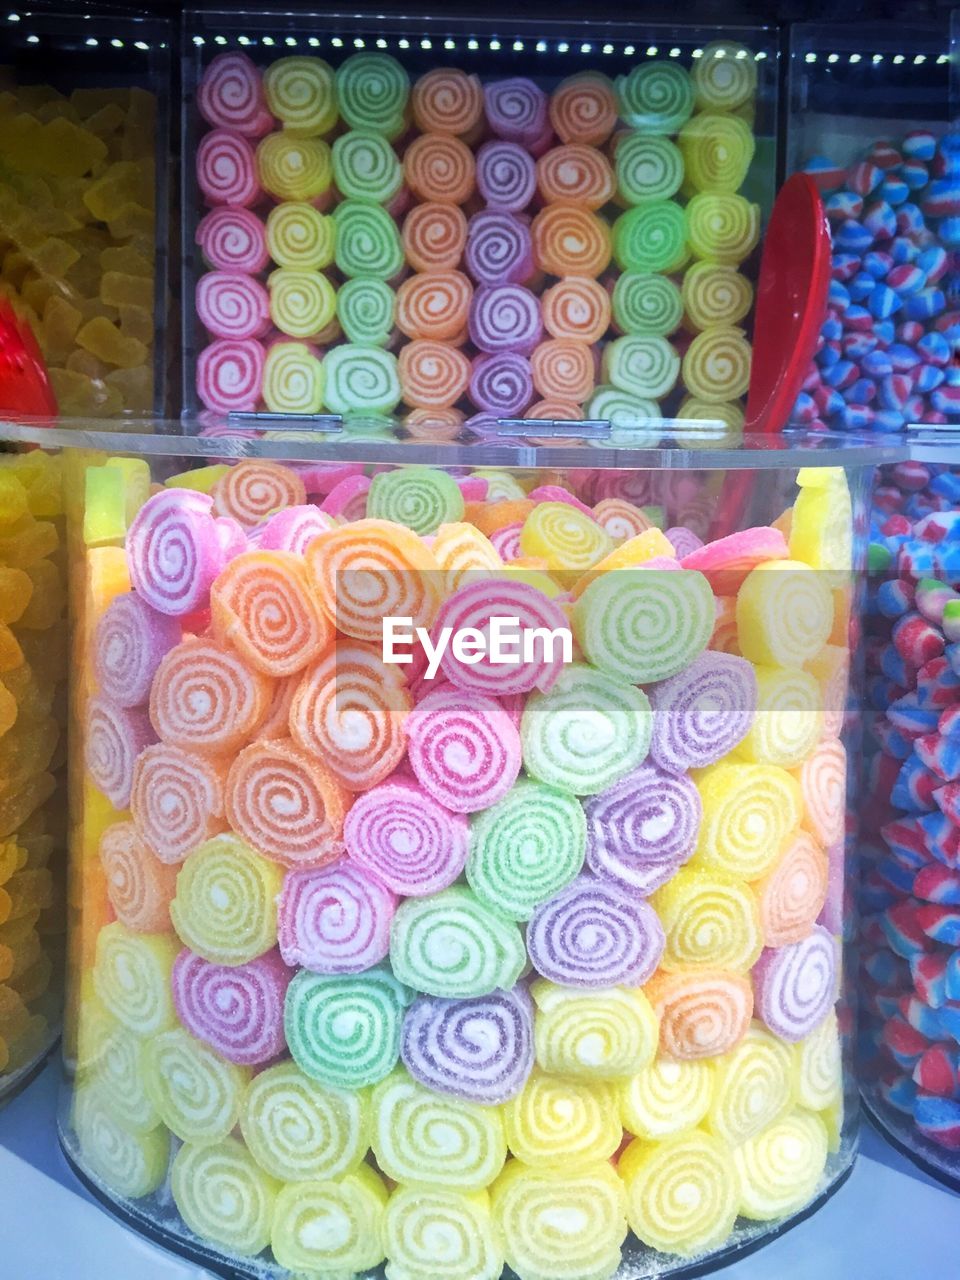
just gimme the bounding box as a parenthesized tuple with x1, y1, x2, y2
(182, 10, 778, 437)
(0, 9, 171, 416)
(29, 413, 902, 1280)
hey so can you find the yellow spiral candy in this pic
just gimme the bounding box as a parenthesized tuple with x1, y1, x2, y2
(171, 1137, 280, 1257)
(794, 1011, 843, 1112)
(264, 56, 338, 135)
(790, 469, 853, 581)
(733, 1109, 829, 1221)
(693, 762, 803, 879)
(531, 979, 659, 1079)
(674, 396, 744, 448)
(144, 1027, 249, 1145)
(471, 470, 527, 500)
(75, 986, 116, 1079)
(372, 1070, 507, 1192)
(240, 1060, 370, 1182)
(431, 522, 503, 596)
(92, 922, 178, 1036)
(266, 202, 336, 269)
(90, 1020, 160, 1133)
(492, 1159, 628, 1280)
(170, 833, 282, 966)
(619, 1130, 738, 1257)
(820, 1092, 844, 1155)
(262, 341, 325, 415)
(72, 1084, 169, 1200)
(503, 1068, 621, 1166)
(268, 267, 338, 340)
(383, 1186, 504, 1280)
(619, 1056, 715, 1139)
(737, 560, 835, 669)
(652, 868, 763, 973)
(679, 113, 755, 193)
(693, 42, 758, 112)
(706, 1024, 794, 1145)
(682, 262, 753, 330)
(256, 133, 333, 201)
(520, 502, 613, 574)
(735, 666, 824, 768)
(271, 1166, 388, 1274)
(681, 325, 752, 403)
(686, 193, 760, 265)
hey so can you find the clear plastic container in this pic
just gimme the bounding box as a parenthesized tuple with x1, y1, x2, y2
(35, 416, 899, 1279)
(859, 430, 960, 1191)
(0, 9, 172, 416)
(182, 11, 778, 437)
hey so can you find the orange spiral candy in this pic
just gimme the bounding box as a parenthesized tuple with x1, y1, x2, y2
(289, 641, 413, 790)
(541, 276, 611, 343)
(403, 133, 476, 204)
(532, 204, 612, 277)
(794, 739, 846, 848)
(404, 407, 465, 441)
(646, 969, 753, 1061)
(306, 518, 440, 644)
(401, 202, 468, 273)
(260, 673, 299, 738)
(464, 499, 536, 537)
(807, 644, 848, 740)
(549, 71, 618, 146)
(211, 550, 334, 678)
(526, 398, 582, 420)
(412, 67, 483, 138)
(99, 821, 178, 932)
(531, 339, 595, 402)
(395, 271, 473, 343)
(399, 339, 471, 409)
(130, 743, 227, 864)
(754, 831, 829, 947)
(149, 637, 272, 757)
(225, 737, 350, 867)
(212, 461, 307, 530)
(592, 498, 654, 542)
(536, 145, 616, 210)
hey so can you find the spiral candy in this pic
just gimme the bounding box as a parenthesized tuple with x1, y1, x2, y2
(397, 271, 473, 343)
(196, 338, 264, 412)
(391, 886, 526, 998)
(271, 1166, 387, 1274)
(602, 333, 680, 399)
(619, 1056, 715, 1139)
(679, 113, 755, 194)
(613, 201, 688, 273)
(430, 522, 502, 596)
(86, 698, 151, 809)
(532, 979, 659, 1079)
(198, 52, 272, 136)
(196, 206, 269, 273)
(532, 205, 612, 277)
(130, 743, 226, 864)
(94, 592, 178, 709)
(465, 210, 534, 287)
(256, 132, 332, 202)
(344, 778, 468, 897)
(794, 1011, 842, 1111)
(681, 325, 752, 403)
(332, 129, 403, 204)
(263, 56, 338, 136)
(336, 51, 409, 136)
(617, 61, 695, 134)
(171, 1137, 279, 1257)
(144, 1026, 250, 1145)
(531, 339, 595, 403)
(412, 66, 483, 137)
(212, 459, 307, 529)
(284, 965, 412, 1088)
(503, 1068, 620, 1167)
(753, 926, 837, 1042)
(615, 133, 684, 204)
(693, 762, 803, 879)
(126, 488, 229, 616)
(755, 831, 828, 947)
(682, 260, 753, 329)
(267, 267, 336, 341)
(72, 1085, 169, 1199)
(170, 833, 282, 966)
(197, 129, 260, 207)
(620, 1130, 738, 1256)
(484, 77, 548, 146)
(85, 1018, 158, 1134)
(549, 72, 618, 146)
(173, 948, 290, 1066)
(795, 738, 845, 848)
(611, 271, 683, 337)
(383, 1186, 504, 1280)
(653, 868, 762, 973)
(693, 42, 758, 112)
(149, 637, 270, 757)
(277, 861, 396, 974)
(706, 1024, 793, 1146)
(98, 822, 177, 934)
(333, 199, 405, 280)
(735, 666, 822, 767)
(260, 341, 323, 414)
(475, 140, 537, 212)
(647, 969, 753, 1059)
(734, 1110, 829, 1221)
(368, 466, 465, 535)
(541, 276, 611, 343)
(520, 502, 612, 573)
(404, 133, 476, 204)
(405, 688, 520, 813)
(402, 201, 468, 272)
(196, 271, 270, 342)
(537, 144, 616, 210)
(93, 923, 177, 1035)
(337, 277, 395, 348)
(649, 650, 757, 772)
(686, 192, 760, 265)
(265, 202, 335, 270)
(737, 560, 834, 668)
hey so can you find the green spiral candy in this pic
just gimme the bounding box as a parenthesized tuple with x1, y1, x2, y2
(333, 198, 405, 280)
(584, 385, 660, 437)
(171, 1137, 279, 1258)
(337, 277, 396, 347)
(679, 114, 755, 194)
(467, 778, 586, 920)
(284, 965, 412, 1090)
(612, 271, 683, 336)
(391, 886, 526, 998)
(266, 202, 335, 270)
(602, 333, 680, 399)
(686, 193, 760, 265)
(367, 465, 465, 536)
(520, 664, 653, 796)
(332, 129, 403, 203)
(616, 61, 694, 134)
(573, 567, 715, 684)
(693, 42, 758, 112)
(335, 52, 410, 138)
(322, 343, 402, 416)
(616, 133, 684, 204)
(144, 1027, 249, 1145)
(682, 261, 753, 329)
(72, 1084, 169, 1199)
(613, 201, 688, 273)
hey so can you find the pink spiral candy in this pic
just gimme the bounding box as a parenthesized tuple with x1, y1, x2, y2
(465, 210, 534, 286)
(320, 475, 371, 520)
(752, 926, 838, 1042)
(277, 862, 396, 974)
(469, 352, 533, 417)
(476, 141, 537, 212)
(400, 987, 534, 1104)
(432, 577, 569, 695)
(197, 129, 261, 207)
(85, 698, 156, 809)
(585, 762, 702, 895)
(490, 522, 522, 561)
(255, 505, 335, 554)
(195, 206, 269, 272)
(196, 338, 265, 413)
(172, 948, 291, 1066)
(457, 477, 489, 502)
(197, 52, 273, 136)
(527, 875, 665, 987)
(196, 271, 270, 341)
(469, 284, 542, 355)
(649, 652, 758, 773)
(527, 485, 594, 517)
(484, 78, 549, 146)
(297, 462, 365, 497)
(405, 688, 521, 813)
(94, 593, 181, 708)
(343, 778, 469, 896)
(665, 526, 704, 558)
(127, 489, 231, 616)
(130, 743, 227, 865)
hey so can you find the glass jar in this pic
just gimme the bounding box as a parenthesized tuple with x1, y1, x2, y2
(33, 416, 899, 1279)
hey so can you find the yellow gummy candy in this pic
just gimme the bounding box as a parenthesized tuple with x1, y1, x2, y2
(164, 464, 231, 494)
(100, 270, 154, 310)
(789, 478, 853, 581)
(471, 470, 527, 501)
(736, 560, 834, 669)
(18, 560, 64, 630)
(82, 467, 126, 547)
(733, 1109, 829, 1221)
(0, 568, 33, 624)
(570, 527, 675, 598)
(76, 315, 147, 369)
(105, 457, 151, 524)
(0, 475, 29, 526)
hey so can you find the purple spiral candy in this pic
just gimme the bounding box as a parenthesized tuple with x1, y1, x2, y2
(343, 778, 469, 897)
(527, 875, 665, 987)
(664, 526, 702, 559)
(649, 652, 757, 773)
(469, 284, 542, 355)
(484, 77, 549, 146)
(469, 352, 533, 416)
(752, 925, 838, 1042)
(465, 209, 534, 286)
(584, 761, 701, 895)
(94, 593, 181, 708)
(475, 141, 537, 212)
(277, 862, 397, 974)
(400, 986, 534, 1103)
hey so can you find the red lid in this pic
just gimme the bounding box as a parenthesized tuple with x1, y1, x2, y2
(0, 301, 58, 418)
